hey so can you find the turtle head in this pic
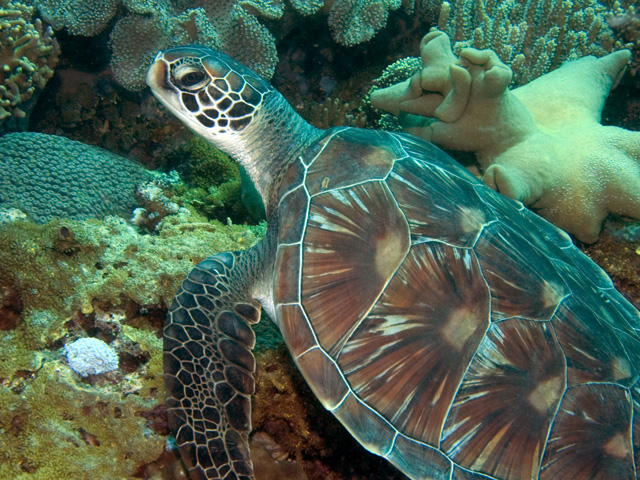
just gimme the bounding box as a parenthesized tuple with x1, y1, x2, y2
(147, 45, 320, 208)
(146, 45, 277, 155)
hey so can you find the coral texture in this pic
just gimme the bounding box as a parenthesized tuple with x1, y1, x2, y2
(25, 0, 118, 36)
(437, 0, 636, 85)
(110, 1, 278, 91)
(0, 360, 165, 479)
(0, 211, 264, 478)
(0, 0, 60, 131)
(63, 337, 119, 377)
(327, 0, 401, 46)
(0, 132, 154, 222)
(371, 31, 640, 243)
(28, 0, 415, 91)
(109, 7, 219, 91)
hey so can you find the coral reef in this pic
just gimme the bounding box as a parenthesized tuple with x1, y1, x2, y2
(25, 0, 118, 36)
(181, 136, 240, 192)
(437, 0, 637, 85)
(305, 97, 368, 129)
(371, 31, 640, 243)
(0, 210, 265, 478)
(63, 337, 119, 377)
(0, 132, 154, 223)
(0, 0, 60, 132)
(584, 218, 640, 310)
(0, 359, 165, 479)
(25, 0, 279, 91)
(108, 7, 219, 91)
(109, 1, 277, 91)
(26, 0, 427, 92)
(30, 70, 191, 165)
(607, 1, 640, 86)
(170, 136, 257, 223)
(327, 0, 401, 46)
(132, 179, 188, 231)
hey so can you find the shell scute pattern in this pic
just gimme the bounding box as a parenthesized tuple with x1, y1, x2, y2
(272, 128, 640, 479)
(388, 157, 495, 248)
(340, 242, 490, 445)
(277, 303, 315, 358)
(475, 222, 570, 322)
(551, 294, 636, 386)
(304, 127, 398, 195)
(541, 384, 635, 479)
(441, 319, 566, 479)
(277, 186, 309, 245)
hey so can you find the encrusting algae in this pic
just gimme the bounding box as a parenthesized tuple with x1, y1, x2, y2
(0, 213, 264, 479)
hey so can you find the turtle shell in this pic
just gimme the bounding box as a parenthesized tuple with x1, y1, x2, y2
(272, 127, 640, 480)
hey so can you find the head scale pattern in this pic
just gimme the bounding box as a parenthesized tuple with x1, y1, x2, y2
(157, 46, 273, 135)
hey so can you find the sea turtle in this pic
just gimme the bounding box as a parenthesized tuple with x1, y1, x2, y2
(146, 46, 640, 480)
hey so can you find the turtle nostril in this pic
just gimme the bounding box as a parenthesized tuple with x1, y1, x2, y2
(146, 59, 167, 90)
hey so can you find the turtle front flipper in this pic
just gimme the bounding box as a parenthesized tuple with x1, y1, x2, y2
(164, 251, 262, 480)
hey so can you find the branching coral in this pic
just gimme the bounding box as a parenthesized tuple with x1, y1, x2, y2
(437, 0, 636, 85)
(0, 0, 60, 131)
(606, 0, 640, 83)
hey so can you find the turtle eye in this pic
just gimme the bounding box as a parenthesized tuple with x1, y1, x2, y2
(174, 66, 209, 91)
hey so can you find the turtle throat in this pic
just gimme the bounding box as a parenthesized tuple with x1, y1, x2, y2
(223, 93, 321, 212)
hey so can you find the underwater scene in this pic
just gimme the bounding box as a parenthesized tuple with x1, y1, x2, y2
(1, 0, 640, 479)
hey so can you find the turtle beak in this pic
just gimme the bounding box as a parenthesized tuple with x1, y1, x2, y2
(146, 54, 168, 93)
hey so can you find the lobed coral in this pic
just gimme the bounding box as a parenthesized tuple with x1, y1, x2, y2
(371, 30, 640, 243)
(0, 132, 154, 223)
(0, 0, 60, 132)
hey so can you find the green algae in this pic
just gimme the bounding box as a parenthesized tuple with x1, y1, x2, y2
(175, 136, 254, 223)
(183, 136, 240, 191)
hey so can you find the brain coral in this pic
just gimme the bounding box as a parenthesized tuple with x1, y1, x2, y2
(0, 0, 60, 132)
(0, 132, 154, 222)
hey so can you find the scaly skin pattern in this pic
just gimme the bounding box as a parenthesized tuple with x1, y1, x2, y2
(148, 46, 640, 480)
